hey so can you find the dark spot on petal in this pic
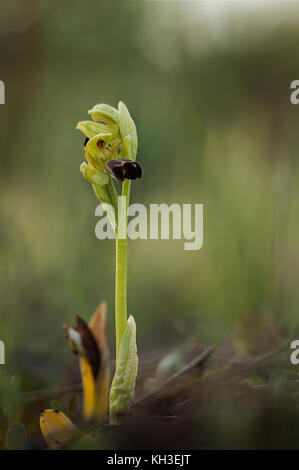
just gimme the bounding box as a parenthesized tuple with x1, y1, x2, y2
(97, 139, 105, 149)
(84, 137, 89, 147)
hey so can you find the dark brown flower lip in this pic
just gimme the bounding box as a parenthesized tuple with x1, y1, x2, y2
(106, 159, 143, 183)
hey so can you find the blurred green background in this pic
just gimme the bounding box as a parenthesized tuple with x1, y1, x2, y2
(1, 0, 299, 410)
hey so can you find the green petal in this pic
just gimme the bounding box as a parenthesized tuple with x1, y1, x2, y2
(88, 103, 119, 124)
(109, 316, 138, 424)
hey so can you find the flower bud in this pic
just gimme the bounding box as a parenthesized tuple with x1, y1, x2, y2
(80, 162, 109, 185)
(76, 120, 118, 141)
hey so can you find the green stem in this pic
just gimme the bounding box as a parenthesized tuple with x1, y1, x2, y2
(115, 179, 131, 364)
(107, 177, 119, 222)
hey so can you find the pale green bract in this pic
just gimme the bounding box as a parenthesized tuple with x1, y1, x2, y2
(109, 315, 138, 424)
(118, 101, 138, 161)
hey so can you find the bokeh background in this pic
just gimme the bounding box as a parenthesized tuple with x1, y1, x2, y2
(1, 0, 299, 436)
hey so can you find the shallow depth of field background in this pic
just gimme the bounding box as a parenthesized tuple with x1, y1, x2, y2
(1, 0, 299, 419)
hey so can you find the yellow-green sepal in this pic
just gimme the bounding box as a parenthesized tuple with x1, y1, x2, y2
(76, 120, 118, 140)
(88, 103, 119, 124)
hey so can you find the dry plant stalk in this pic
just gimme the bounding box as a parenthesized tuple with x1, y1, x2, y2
(63, 302, 110, 421)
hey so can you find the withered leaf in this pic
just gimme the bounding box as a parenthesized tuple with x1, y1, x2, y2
(75, 315, 100, 380)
